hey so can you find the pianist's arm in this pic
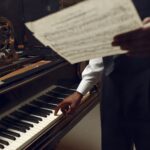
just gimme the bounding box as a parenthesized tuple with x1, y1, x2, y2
(55, 58, 104, 115)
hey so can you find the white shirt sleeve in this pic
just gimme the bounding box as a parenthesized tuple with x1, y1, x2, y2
(76, 57, 104, 95)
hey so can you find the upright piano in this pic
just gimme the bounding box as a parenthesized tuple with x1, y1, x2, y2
(0, 0, 100, 149)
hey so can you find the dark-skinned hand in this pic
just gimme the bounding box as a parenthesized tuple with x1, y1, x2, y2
(54, 91, 83, 116)
(112, 17, 150, 57)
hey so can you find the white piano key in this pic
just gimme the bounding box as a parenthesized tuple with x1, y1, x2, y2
(3, 110, 62, 150)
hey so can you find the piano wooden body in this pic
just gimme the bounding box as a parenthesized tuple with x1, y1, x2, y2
(0, 0, 100, 149)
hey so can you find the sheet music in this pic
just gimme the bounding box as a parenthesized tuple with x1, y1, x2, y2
(26, 0, 142, 64)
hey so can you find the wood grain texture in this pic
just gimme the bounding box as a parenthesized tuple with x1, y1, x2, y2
(0, 60, 51, 81)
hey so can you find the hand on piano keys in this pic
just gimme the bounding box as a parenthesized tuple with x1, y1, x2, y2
(0, 85, 77, 150)
(54, 91, 83, 116)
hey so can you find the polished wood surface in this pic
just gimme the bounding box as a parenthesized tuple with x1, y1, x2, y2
(0, 60, 51, 81)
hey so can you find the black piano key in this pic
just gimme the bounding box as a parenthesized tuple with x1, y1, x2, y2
(0, 144, 4, 149)
(36, 99, 58, 108)
(45, 94, 63, 100)
(36, 100, 57, 109)
(2, 117, 30, 130)
(0, 139, 9, 146)
(46, 95, 62, 103)
(19, 120, 33, 128)
(46, 91, 66, 99)
(1, 119, 28, 131)
(11, 111, 42, 123)
(0, 132, 16, 141)
(38, 95, 62, 104)
(4, 117, 33, 128)
(0, 122, 26, 133)
(20, 105, 50, 117)
(38, 95, 52, 102)
(51, 89, 70, 96)
(0, 129, 20, 137)
(29, 104, 52, 114)
(52, 86, 75, 94)
(31, 100, 54, 111)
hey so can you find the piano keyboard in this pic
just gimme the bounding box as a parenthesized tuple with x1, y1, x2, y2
(0, 85, 75, 150)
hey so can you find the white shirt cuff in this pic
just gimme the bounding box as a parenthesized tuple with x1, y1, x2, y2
(76, 80, 94, 95)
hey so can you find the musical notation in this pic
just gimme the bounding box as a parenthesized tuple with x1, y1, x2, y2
(26, 0, 142, 64)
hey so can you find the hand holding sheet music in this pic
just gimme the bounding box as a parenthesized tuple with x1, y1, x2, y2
(112, 19, 150, 57)
(26, 0, 142, 64)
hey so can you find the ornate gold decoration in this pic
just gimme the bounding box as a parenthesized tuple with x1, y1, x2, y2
(0, 17, 18, 66)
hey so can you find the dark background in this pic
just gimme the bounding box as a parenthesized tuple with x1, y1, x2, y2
(0, 0, 59, 45)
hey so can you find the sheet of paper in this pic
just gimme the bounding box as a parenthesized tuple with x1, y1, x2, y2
(26, 0, 142, 64)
